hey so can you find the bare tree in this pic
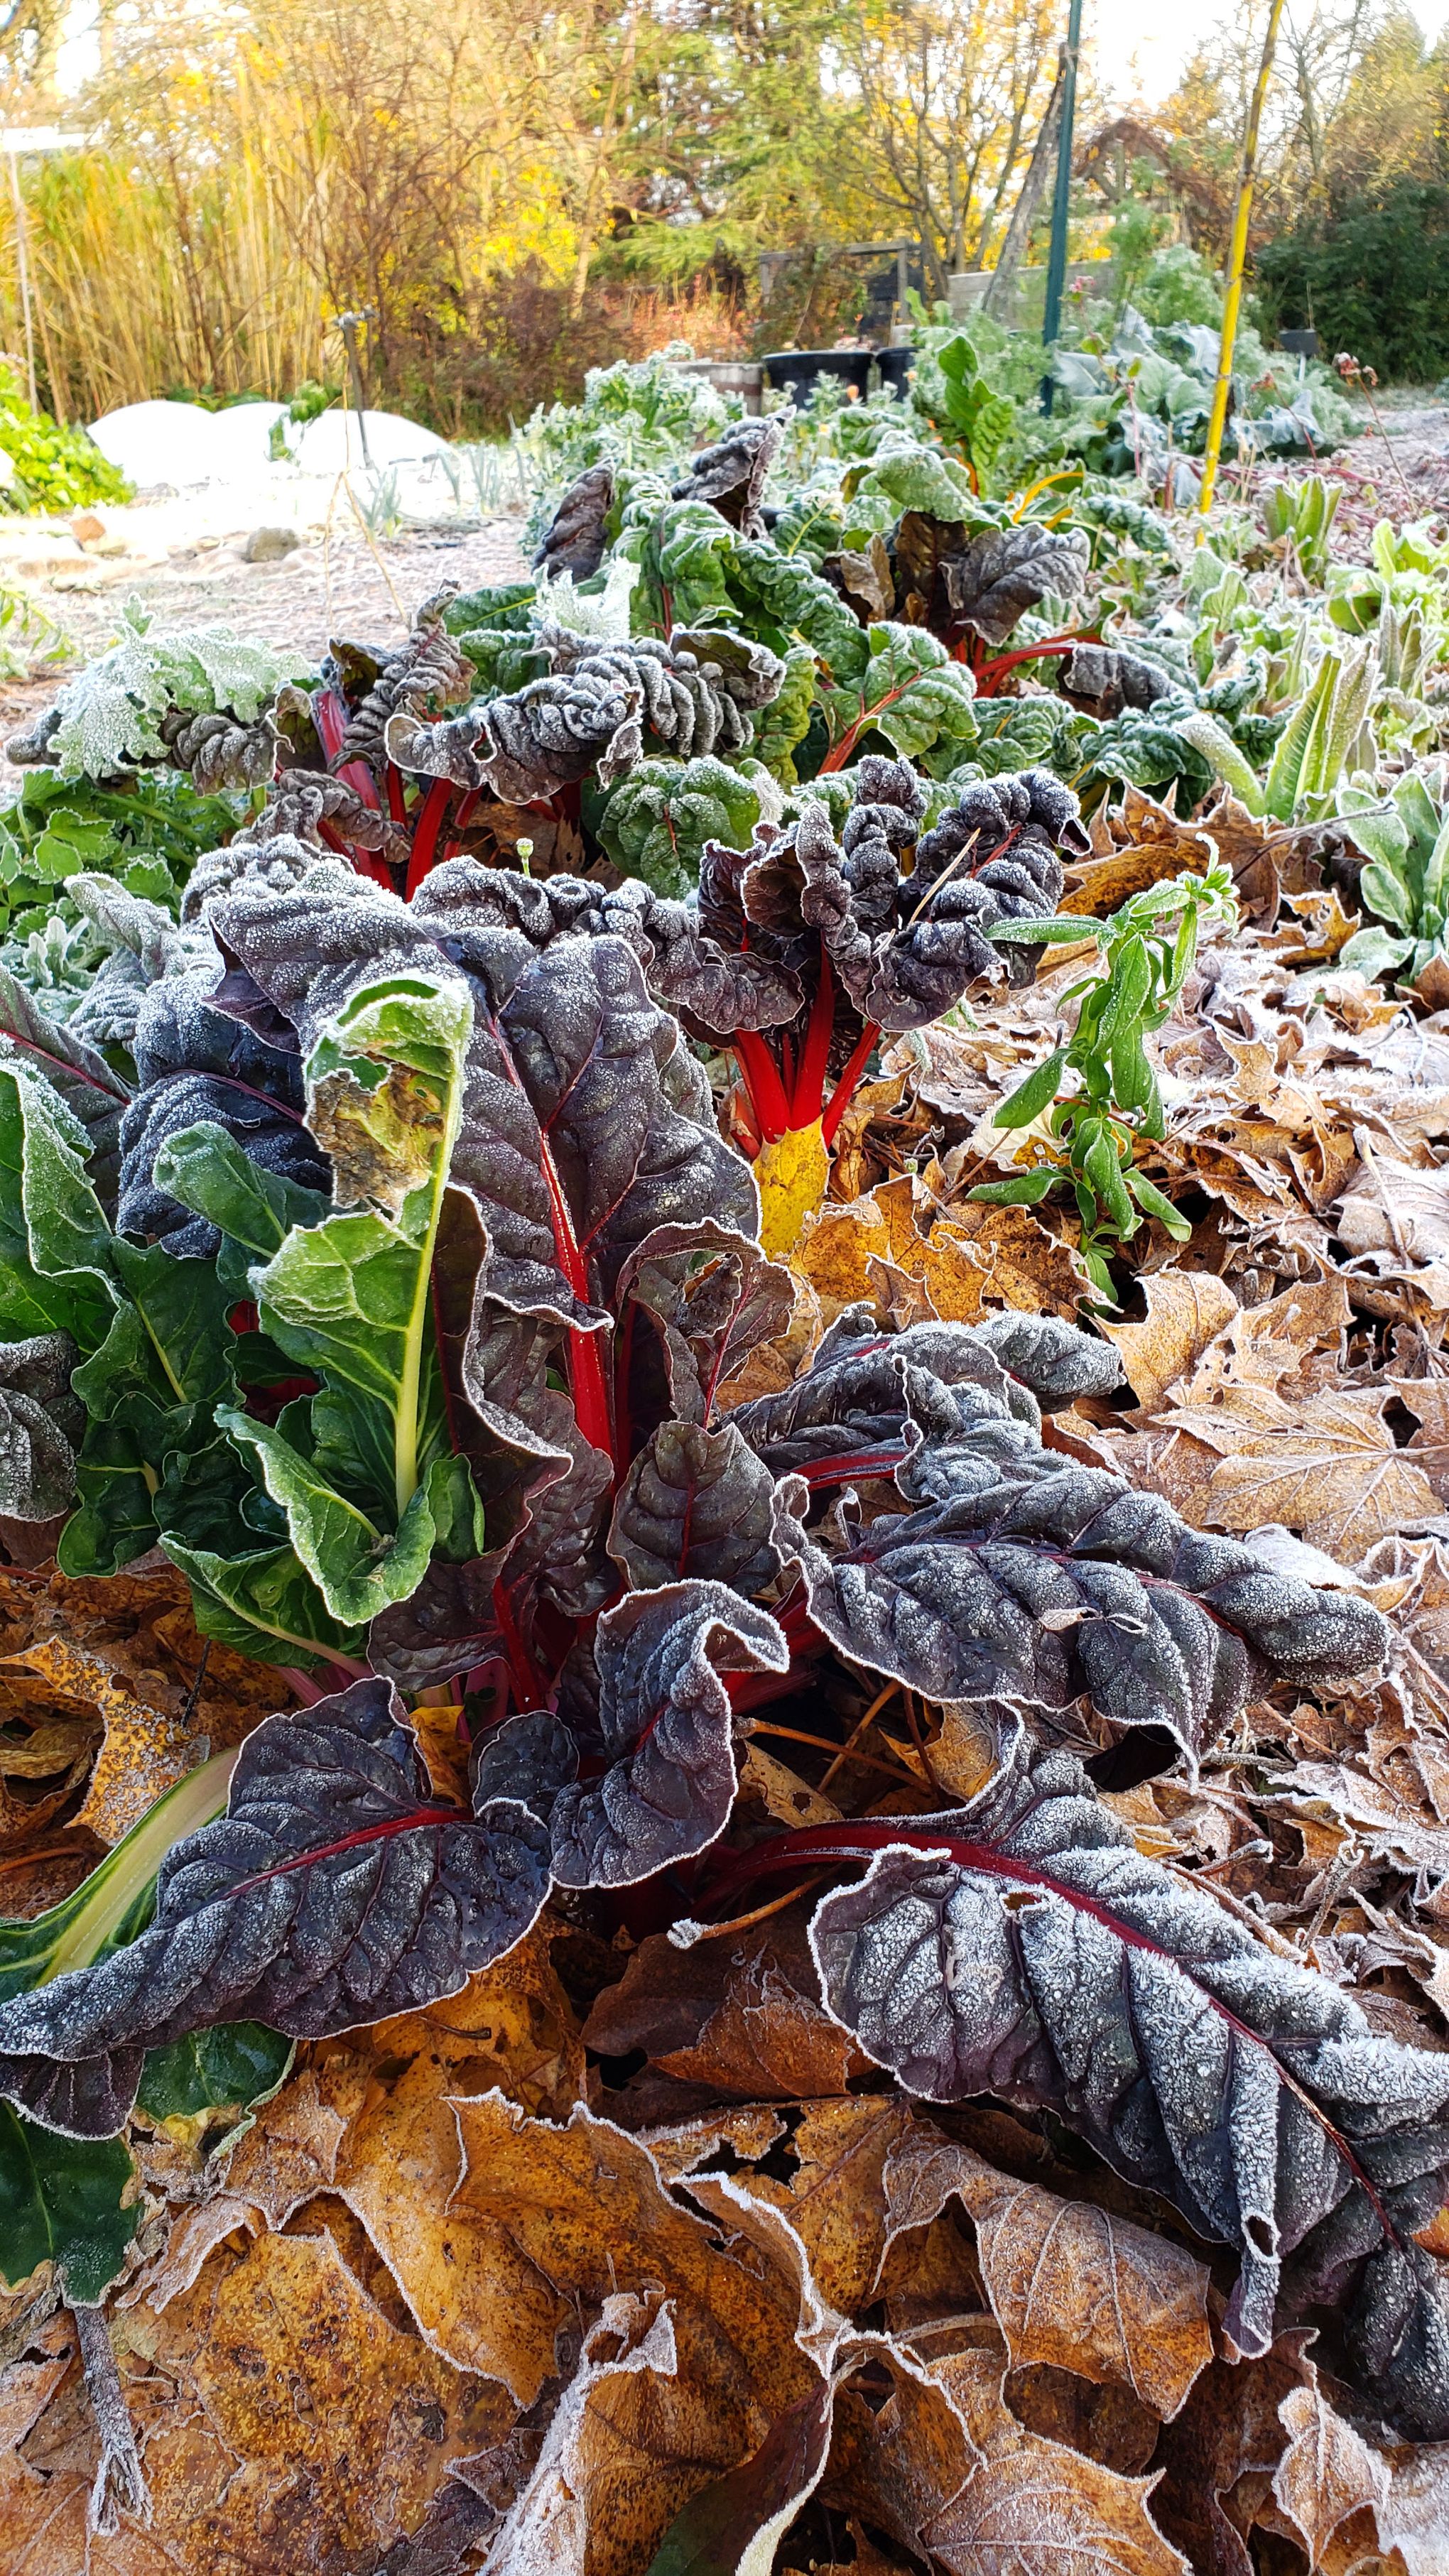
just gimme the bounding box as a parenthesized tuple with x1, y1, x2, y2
(846, 0, 1059, 296)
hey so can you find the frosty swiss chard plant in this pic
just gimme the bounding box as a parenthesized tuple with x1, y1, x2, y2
(1, 350, 1448, 2432)
(0, 834, 1444, 2440)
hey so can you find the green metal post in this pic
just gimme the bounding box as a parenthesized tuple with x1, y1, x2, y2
(1040, 0, 1084, 413)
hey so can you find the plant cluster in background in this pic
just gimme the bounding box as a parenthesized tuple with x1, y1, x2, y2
(0, 364, 130, 514)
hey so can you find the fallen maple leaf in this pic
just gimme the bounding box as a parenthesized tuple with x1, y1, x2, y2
(877, 2126, 1214, 2422)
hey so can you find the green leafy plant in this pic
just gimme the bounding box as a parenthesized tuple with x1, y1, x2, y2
(0, 366, 131, 513)
(1180, 640, 1377, 822)
(0, 766, 242, 939)
(970, 866, 1239, 1300)
(1261, 472, 1341, 583)
(908, 330, 1016, 492)
(1338, 767, 1449, 984)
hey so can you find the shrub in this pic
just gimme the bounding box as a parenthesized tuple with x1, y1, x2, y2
(1256, 180, 1449, 381)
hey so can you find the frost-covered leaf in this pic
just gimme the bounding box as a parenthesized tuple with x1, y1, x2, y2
(533, 462, 615, 580)
(0, 1056, 116, 1350)
(587, 755, 762, 900)
(940, 522, 1091, 647)
(609, 1420, 778, 1593)
(387, 630, 784, 800)
(815, 621, 978, 768)
(0, 1331, 82, 1521)
(0, 966, 132, 1198)
(16, 603, 311, 783)
(615, 1219, 794, 1427)
(805, 1732, 1449, 2435)
(671, 415, 782, 538)
(0, 1676, 551, 2133)
(759, 1311, 1384, 1762)
(548, 1582, 789, 1887)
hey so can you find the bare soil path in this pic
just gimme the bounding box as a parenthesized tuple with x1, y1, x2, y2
(0, 482, 531, 780)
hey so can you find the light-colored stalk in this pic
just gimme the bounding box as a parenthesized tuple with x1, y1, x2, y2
(1199, 0, 1288, 519)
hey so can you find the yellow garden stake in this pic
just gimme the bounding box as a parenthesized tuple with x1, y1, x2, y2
(1198, 0, 1288, 522)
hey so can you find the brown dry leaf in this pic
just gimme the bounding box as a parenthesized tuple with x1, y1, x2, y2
(1101, 1269, 1239, 1411)
(923, 2340, 1191, 2575)
(0, 1566, 281, 1845)
(1266, 884, 1361, 966)
(128, 2057, 368, 2310)
(1167, 1384, 1438, 1558)
(738, 1740, 843, 1827)
(922, 1206, 1089, 1321)
(929, 1702, 1002, 1802)
(1376, 2438, 1449, 2576)
(584, 1918, 859, 2108)
(0, 2315, 87, 2574)
(1149, 2342, 1306, 2576)
(1270, 2375, 1389, 2570)
(796, 1192, 898, 1314)
(825, 2339, 980, 2563)
(1392, 1381, 1449, 1506)
(645, 2104, 789, 2183)
(344, 2091, 816, 2420)
(83, 2227, 511, 2573)
(362, 1911, 586, 2120)
(735, 2095, 916, 2316)
(1337, 1146, 1449, 1264)
(482, 2288, 763, 2576)
(878, 2127, 1212, 2421)
(1063, 787, 1217, 918)
(1197, 792, 1325, 920)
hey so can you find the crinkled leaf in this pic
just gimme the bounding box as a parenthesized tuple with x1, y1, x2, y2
(727, 1309, 1046, 1473)
(805, 1731, 1449, 2436)
(941, 521, 1092, 647)
(732, 537, 869, 679)
(533, 463, 615, 580)
(609, 1419, 779, 1593)
(862, 442, 977, 520)
(759, 1315, 1383, 1763)
(0, 1331, 82, 1521)
(586, 755, 762, 901)
(0, 1675, 551, 2134)
(671, 416, 781, 538)
(615, 1220, 794, 1427)
(548, 1582, 789, 1887)
(815, 621, 979, 768)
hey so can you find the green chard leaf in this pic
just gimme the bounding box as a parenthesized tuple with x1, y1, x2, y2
(585, 755, 762, 898)
(135, 2022, 293, 2137)
(0, 1059, 116, 1347)
(0, 2107, 138, 2300)
(214, 970, 480, 1625)
(816, 622, 978, 770)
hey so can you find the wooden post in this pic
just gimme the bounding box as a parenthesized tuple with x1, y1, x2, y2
(1198, 0, 1288, 516)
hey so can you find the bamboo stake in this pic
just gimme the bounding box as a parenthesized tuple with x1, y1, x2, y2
(1198, 0, 1288, 518)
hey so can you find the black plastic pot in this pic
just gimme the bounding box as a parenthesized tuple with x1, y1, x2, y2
(874, 345, 916, 397)
(760, 349, 874, 407)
